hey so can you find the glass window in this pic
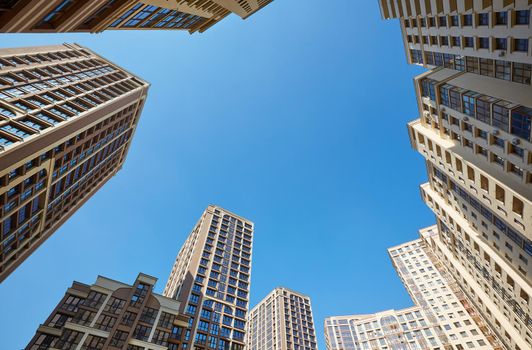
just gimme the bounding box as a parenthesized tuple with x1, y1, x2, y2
(433, 52, 443, 66)
(513, 39, 529, 52)
(495, 60, 511, 81)
(479, 58, 494, 77)
(479, 37, 490, 49)
(421, 79, 436, 100)
(495, 38, 507, 50)
(510, 106, 532, 141)
(0, 106, 15, 118)
(462, 92, 478, 117)
(443, 53, 454, 68)
(466, 57, 479, 73)
(110, 3, 142, 27)
(451, 15, 459, 26)
(1, 124, 31, 138)
(512, 63, 531, 84)
(478, 13, 489, 26)
(124, 5, 158, 27)
(449, 88, 463, 111)
(454, 56, 465, 71)
(495, 11, 507, 25)
(515, 10, 530, 25)
(492, 102, 511, 132)
(463, 14, 472, 26)
(476, 96, 497, 124)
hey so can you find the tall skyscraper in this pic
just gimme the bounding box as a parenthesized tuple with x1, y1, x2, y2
(0, 43, 149, 283)
(246, 287, 318, 350)
(379, 2, 531, 350)
(325, 227, 500, 350)
(163, 205, 254, 350)
(0, 0, 274, 34)
(25, 273, 189, 350)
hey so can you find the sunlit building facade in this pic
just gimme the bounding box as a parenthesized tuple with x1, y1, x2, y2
(0, 0, 273, 34)
(25, 273, 189, 350)
(379, 0, 531, 85)
(0, 43, 149, 283)
(325, 228, 498, 350)
(163, 205, 254, 350)
(247, 287, 318, 350)
(379, 1, 532, 350)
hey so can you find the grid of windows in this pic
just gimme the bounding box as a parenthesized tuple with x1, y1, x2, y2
(410, 49, 532, 85)
(26, 275, 187, 350)
(0, 44, 148, 282)
(423, 79, 531, 141)
(248, 288, 317, 350)
(163, 207, 254, 350)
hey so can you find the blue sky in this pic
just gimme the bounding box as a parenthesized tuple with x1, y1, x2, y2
(0, 1, 434, 348)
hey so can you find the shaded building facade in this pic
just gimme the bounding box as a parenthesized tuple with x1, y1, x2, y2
(26, 273, 189, 350)
(0, 0, 274, 34)
(0, 43, 149, 282)
(247, 287, 318, 350)
(163, 205, 254, 350)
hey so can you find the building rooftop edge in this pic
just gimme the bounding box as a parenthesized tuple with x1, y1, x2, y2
(207, 204, 254, 225)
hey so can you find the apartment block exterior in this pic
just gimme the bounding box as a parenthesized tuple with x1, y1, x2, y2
(246, 287, 318, 350)
(379, 0, 531, 75)
(325, 228, 499, 350)
(26, 273, 190, 350)
(0, 0, 274, 34)
(163, 205, 254, 350)
(379, 1, 531, 350)
(0, 43, 149, 283)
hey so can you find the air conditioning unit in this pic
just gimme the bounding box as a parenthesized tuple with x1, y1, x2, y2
(491, 129, 500, 135)
(511, 138, 520, 145)
(498, 51, 506, 57)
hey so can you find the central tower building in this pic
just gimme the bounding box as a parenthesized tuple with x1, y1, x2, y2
(164, 205, 254, 350)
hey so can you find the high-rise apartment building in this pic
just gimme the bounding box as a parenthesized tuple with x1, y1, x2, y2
(379, 1, 531, 350)
(25, 273, 189, 350)
(246, 287, 318, 350)
(0, 43, 149, 283)
(379, 0, 531, 83)
(325, 227, 500, 350)
(0, 0, 274, 34)
(163, 205, 254, 350)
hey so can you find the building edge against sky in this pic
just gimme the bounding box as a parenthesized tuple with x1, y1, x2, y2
(0, 0, 274, 34)
(24, 272, 190, 349)
(247, 287, 318, 350)
(325, 226, 500, 350)
(0, 43, 150, 283)
(163, 205, 254, 350)
(377, 1, 531, 350)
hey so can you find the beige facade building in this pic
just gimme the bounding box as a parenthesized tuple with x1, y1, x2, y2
(163, 205, 254, 350)
(0, 43, 149, 283)
(25, 273, 189, 350)
(246, 287, 318, 350)
(380, 0, 531, 85)
(0, 0, 273, 34)
(325, 229, 498, 350)
(379, 1, 531, 350)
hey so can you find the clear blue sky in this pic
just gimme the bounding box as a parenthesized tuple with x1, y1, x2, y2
(0, 1, 433, 348)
